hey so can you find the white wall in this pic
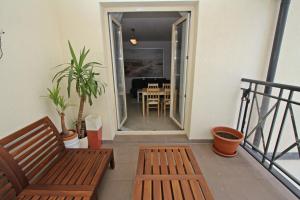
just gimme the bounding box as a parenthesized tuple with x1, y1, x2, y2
(0, 0, 63, 137)
(0, 0, 286, 141)
(188, 0, 279, 139)
(123, 41, 171, 93)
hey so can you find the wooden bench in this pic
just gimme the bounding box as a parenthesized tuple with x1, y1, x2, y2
(0, 117, 114, 200)
(133, 146, 214, 200)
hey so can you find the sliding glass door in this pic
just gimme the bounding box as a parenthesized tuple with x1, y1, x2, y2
(109, 16, 127, 129)
(170, 14, 190, 129)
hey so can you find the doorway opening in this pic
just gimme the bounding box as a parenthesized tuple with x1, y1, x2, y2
(109, 11, 190, 131)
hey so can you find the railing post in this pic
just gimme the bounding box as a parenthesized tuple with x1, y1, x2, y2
(241, 87, 251, 134)
(245, 84, 257, 136)
(237, 83, 252, 131)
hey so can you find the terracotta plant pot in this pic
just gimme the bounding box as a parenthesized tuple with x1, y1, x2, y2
(211, 126, 244, 157)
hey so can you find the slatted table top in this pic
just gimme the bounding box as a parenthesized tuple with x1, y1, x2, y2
(133, 146, 214, 200)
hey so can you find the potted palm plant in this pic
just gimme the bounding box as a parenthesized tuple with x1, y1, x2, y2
(53, 41, 105, 138)
(47, 86, 79, 148)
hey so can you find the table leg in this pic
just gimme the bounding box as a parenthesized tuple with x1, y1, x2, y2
(142, 93, 145, 117)
(137, 91, 139, 103)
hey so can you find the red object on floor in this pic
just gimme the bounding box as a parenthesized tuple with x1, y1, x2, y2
(87, 128, 102, 149)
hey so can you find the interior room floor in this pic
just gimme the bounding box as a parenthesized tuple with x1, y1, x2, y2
(97, 135, 297, 200)
(121, 95, 180, 131)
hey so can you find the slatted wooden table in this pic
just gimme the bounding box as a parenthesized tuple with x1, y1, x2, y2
(133, 146, 214, 200)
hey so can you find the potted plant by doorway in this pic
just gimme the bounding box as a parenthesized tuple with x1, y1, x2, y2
(46, 86, 80, 148)
(211, 126, 244, 157)
(53, 41, 106, 138)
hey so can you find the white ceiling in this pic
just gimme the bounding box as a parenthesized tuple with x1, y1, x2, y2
(119, 12, 182, 41)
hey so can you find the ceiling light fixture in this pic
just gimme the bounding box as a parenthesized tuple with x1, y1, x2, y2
(129, 28, 138, 46)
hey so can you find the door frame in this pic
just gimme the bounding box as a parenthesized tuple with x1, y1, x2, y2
(100, 1, 199, 137)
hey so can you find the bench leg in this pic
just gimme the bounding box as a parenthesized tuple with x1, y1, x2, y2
(91, 193, 97, 200)
(109, 153, 115, 169)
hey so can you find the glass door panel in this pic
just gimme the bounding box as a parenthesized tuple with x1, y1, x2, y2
(109, 16, 127, 128)
(170, 14, 190, 129)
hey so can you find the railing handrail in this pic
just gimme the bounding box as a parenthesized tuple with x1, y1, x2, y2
(241, 78, 300, 92)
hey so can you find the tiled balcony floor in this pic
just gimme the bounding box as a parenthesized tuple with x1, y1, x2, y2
(97, 135, 297, 200)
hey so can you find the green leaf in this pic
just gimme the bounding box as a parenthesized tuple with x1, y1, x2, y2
(67, 68, 74, 97)
(68, 41, 79, 67)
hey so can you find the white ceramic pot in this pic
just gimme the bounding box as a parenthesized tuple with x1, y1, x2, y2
(63, 136, 80, 148)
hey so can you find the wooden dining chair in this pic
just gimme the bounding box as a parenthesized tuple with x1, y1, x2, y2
(162, 83, 171, 89)
(162, 88, 171, 115)
(148, 83, 159, 88)
(146, 88, 160, 116)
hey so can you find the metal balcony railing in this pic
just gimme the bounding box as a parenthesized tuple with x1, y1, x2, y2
(237, 78, 300, 198)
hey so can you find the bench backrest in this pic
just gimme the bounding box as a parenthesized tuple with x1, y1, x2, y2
(0, 117, 65, 187)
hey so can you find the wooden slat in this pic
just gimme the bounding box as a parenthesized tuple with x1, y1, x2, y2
(136, 149, 145, 175)
(185, 148, 202, 175)
(159, 149, 172, 200)
(23, 142, 59, 174)
(133, 179, 143, 200)
(143, 179, 152, 200)
(180, 148, 204, 200)
(6, 123, 49, 151)
(173, 149, 193, 200)
(75, 151, 101, 185)
(18, 135, 57, 166)
(166, 149, 183, 200)
(69, 151, 97, 185)
(83, 152, 105, 185)
(179, 148, 194, 174)
(152, 149, 162, 200)
(36, 151, 73, 184)
(186, 148, 214, 200)
(59, 151, 88, 184)
(143, 149, 152, 200)
(11, 129, 54, 157)
(189, 180, 206, 200)
(91, 151, 111, 185)
(26, 146, 62, 181)
(0, 118, 47, 146)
